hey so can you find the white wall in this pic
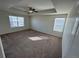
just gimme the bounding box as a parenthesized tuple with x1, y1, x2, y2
(0, 11, 30, 35)
(62, 3, 79, 57)
(31, 14, 67, 37)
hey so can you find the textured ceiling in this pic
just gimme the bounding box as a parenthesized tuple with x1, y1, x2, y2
(52, 0, 78, 14)
(0, 0, 78, 15)
(0, 0, 54, 11)
(14, 0, 55, 11)
(0, 0, 22, 9)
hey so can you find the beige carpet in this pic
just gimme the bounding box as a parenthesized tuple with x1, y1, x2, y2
(1, 30, 62, 58)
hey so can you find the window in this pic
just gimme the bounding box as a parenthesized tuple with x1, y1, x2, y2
(53, 18, 65, 32)
(9, 16, 24, 28)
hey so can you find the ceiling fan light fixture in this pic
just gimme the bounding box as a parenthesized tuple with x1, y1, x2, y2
(28, 10, 33, 13)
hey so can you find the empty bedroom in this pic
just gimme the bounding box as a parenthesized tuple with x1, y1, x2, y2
(0, 0, 78, 58)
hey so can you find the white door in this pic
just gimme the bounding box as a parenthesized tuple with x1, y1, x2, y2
(0, 37, 5, 58)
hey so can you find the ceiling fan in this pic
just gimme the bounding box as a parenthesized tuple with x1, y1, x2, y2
(9, 6, 57, 14)
(24, 7, 38, 13)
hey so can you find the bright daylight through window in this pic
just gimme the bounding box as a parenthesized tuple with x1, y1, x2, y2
(9, 16, 24, 28)
(53, 18, 65, 32)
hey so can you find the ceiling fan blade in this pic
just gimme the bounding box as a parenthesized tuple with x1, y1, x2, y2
(38, 8, 57, 13)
